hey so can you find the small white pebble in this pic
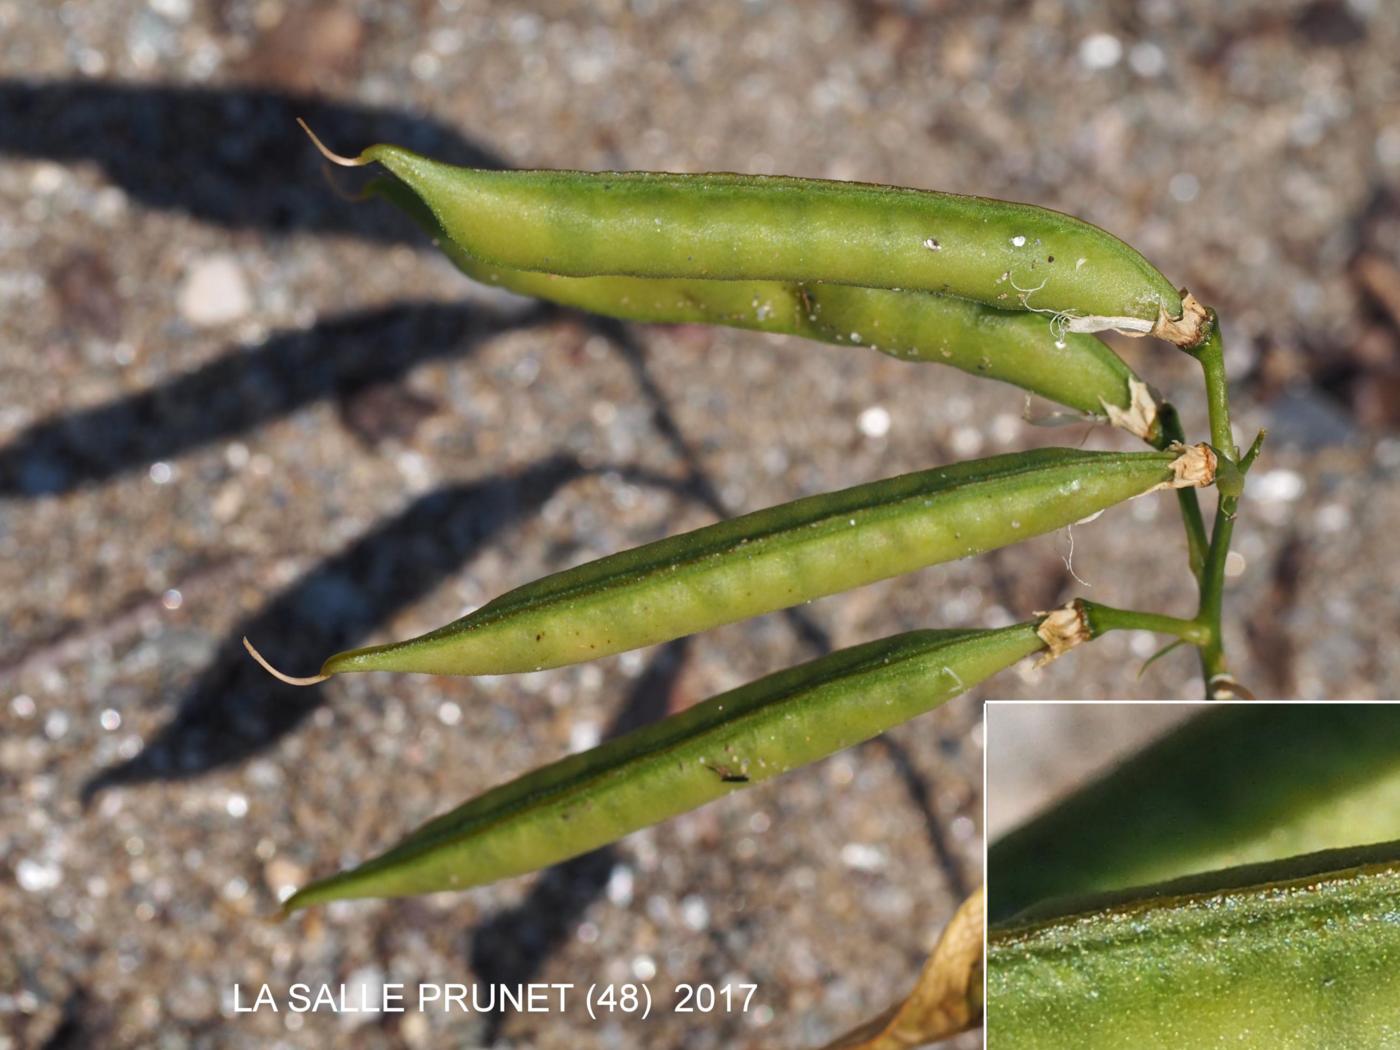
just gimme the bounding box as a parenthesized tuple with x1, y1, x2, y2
(680, 895, 710, 930)
(1128, 41, 1166, 77)
(437, 701, 461, 726)
(410, 51, 440, 80)
(222, 876, 248, 900)
(17, 858, 62, 893)
(1225, 551, 1246, 578)
(990, 413, 1021, 445)
(840, 842, 886, 872)
(1079, 32, 1123, 70)
(339, 967, 386, 1025)
(161, 588, 183, 611)
(225, 794, 249, 818)
(149, 0, 192, 20)
(950, 426, 984, 457)
(11, 694, 36, 718)
(826, 755, 856, 786)
(857, 405, 892, 438)
(569, 720, 601, 754)
(100, 709, 122, 731)
(1011, 235, 1026, 247)
(606, 864, 635, 906)
(1314, 503, 1350, 532)
(1169, 172, 1200, 203)
(1253, 469, 1305, 503)
(178, 254, 252, 328)
(1129, 631, 1158, 658)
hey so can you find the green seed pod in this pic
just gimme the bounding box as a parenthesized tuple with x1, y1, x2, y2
(285, 623, 1045, 908)
(249, 446, 1212, 682)
(989, 704, 1400, 923)
(368, 175, 1160, 439)
(987, 843, 1400, 1049)
(800, 284, 1160, 441)
(303, 123, 1202, 343)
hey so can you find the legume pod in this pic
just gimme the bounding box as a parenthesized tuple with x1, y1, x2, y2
(371, 176, 1159, 438)
(988, 704, 1400, 923)
(987, 842, 1400, 1049)
(285, 623, 1045, 908)
(308, 126, 1191, 337)
(266, 447, 1209, 680)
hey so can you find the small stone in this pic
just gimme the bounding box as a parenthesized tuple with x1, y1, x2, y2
(50, 250, 123, 336)
(839, 842, 886, 872)
(680, 895, 710, 930)
(1078, 33, 1122, 70)
(857, 406, 891, 438)
(339, 966, 386, 1028)
(177, 255, 251, 327)
(239, 4, 365, 92)
(17, 857, 62, 893)
(336, 382, 439, 446)
(263, 857, 306, 902)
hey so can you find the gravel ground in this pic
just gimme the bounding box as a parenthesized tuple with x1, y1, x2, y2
(2, 1, 1398, 1048)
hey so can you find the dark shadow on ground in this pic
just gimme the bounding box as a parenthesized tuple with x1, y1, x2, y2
(467, 638, 690, 1043)
(868, 735, 973, 900)
(81, 456, 689, 800)
(0, 78, 505, 241)
(0, 299, 546, 498)
(0, 300, 548, 496)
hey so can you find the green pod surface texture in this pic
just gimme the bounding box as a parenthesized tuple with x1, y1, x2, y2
(987, 843, 1400, 1049)
(287, 623, 1044, 908)
(800, 283, 1147, 430)
(363, 145, 1183, 325)
(989, 705, 1400, 923)
(372, 176, 1152, 428)
(319, 448, 1184, 677)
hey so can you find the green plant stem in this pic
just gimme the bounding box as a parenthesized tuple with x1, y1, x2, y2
(1080, 601, 1211, 647)
(1184, 312, 1248, 699)
(1195, 501, 1237, 692)
(1186, 320, 1237, 461)
(1156, 402, 1209, 580)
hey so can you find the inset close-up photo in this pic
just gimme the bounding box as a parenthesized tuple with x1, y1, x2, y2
(986, 702, 1400, 1048)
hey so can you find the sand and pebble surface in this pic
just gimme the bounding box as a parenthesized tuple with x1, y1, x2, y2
(2, 1, 1398, 1046)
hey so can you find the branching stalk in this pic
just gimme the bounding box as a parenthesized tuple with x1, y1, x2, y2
(1180, 312, 1260, 699)
(1080, 601, 1211, 647)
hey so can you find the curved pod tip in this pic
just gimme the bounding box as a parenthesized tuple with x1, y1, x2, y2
(243, 637, 331, 687)
(296, 118, 372, 168)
